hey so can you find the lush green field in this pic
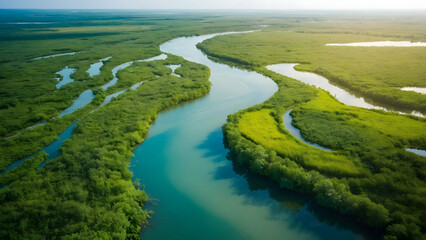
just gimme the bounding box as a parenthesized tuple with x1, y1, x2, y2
(197, 18, 426, 114)
(198, 16, 426, 240)
(0, 10, 259, 239)
(238, 109, 370, 177)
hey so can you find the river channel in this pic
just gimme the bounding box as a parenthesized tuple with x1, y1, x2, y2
(131, 32, 374, 239)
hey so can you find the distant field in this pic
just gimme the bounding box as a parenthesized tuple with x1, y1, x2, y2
(198, 21, 426, 114)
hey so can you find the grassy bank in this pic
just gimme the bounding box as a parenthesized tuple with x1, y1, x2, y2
(199, 26, 426, 239)
(197, 28, 426, 114)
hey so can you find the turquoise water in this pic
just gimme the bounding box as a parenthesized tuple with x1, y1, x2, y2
(102, 61, 134, 90)
(267, 64, 425, 156)
(1, 121, 77, 173)
(131, 32, 373, 239)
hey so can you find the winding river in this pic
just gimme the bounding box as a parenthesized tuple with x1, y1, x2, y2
(131, 32, 374, 239)
(267, 64, 424, 118)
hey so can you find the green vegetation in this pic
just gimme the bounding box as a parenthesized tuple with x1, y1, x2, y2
(0, 53, 212, 238)
(238, 109, 370, 177)
(198, 20, 426, 114)
(0, 10, 252, 239)
(1, 9, 426, 240)
(199, 22, 426, 239)
(0, 10, 263, 139)
(0, 10, 266, 171)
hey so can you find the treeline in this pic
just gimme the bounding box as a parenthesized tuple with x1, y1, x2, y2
(224, 107, 425, 240)
(200, 42, 426, 239)
(0, 56, 211, 239)
(224, 116, 390, 228)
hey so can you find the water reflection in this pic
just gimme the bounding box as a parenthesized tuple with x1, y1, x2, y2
(199, 128, 376, 240)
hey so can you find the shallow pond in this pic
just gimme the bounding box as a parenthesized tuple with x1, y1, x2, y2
(87, 56, 111, 77)
(55, 66, 76, 89)
(166, 64, 181, 77)
(131, 32, 374, 240)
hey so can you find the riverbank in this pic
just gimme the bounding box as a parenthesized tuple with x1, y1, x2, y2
(199, 32, 426, 240)
(0, 53, 212, 238)
(197, 30, 426, 115)
(132, 31, 374, 240)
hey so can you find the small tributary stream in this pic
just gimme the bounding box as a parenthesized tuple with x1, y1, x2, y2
(267, 64, 425, 155)
(131, 32, 374, 239)
(1, 55, 163, 172)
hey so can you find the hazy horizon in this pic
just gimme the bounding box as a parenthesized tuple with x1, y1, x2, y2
(1, 0, 425, 10)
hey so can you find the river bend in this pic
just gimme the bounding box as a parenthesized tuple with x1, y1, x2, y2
(131, 32, 373, 240)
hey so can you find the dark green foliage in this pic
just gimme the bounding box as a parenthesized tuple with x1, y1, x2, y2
(0, 10, 227, 239)
(2, 10, 426, 240)
(223, 119, 390, 229)
(204, 29, 426, 240)
(0, 56, 211, 239)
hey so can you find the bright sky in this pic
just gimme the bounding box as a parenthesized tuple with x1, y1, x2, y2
(0, 0, 425, 9)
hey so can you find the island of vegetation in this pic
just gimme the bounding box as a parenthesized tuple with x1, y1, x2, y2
(198, 17, 426, 240)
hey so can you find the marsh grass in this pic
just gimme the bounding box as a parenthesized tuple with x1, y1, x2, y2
(200, 17, 426, 239)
